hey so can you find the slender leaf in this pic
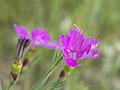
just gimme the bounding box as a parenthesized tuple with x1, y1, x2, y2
(53, 51, 63, 67)
(50, 82, 60, 90)
(30, 50, 63, 90)
(50, 78, 68, 90)
(50, 48, 58, 67)
(55, 81, 67, 90)
(42, 77, 58, 90)
(30, 69, 52, 90)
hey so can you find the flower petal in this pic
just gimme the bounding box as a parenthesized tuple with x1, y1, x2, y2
(59, 34, 70, 57)
(68, 28, 85, 52)
(77, 49, 100, 61)
(13, 24, 29, 37)
(59, 34, 70, 49)
(63, 57, 83, 67)
(77, 39, 101, 61)
(30, 28, 51, 47)
(41, 41, 62, 50)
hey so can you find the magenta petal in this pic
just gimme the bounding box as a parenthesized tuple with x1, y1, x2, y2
(13, 24, 29, 37)
(30, 29, 51, 47)
(59, 34, 70, 49)
(68, 28, 83, 51)
(59, 34, 70, 57)
(77, 49, 100, 61)
(63, 57, 83, 67)
(76, 39, 101, 61)
(41, 41, 62, 50)
(31, 29, 51, 42)
(79, 37, 93, 54)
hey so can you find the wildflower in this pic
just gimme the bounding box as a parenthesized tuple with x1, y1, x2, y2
(59, 27, 100, 67)
(13, 24, 61, 50)
(10, 35, 31, 82)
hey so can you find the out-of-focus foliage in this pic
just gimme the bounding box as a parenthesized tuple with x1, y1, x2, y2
(0, 0, 120, 90)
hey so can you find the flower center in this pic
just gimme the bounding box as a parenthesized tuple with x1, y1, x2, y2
(68, 49, 77, 60)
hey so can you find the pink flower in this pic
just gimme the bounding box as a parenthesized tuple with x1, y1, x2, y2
(14, 24, 61, 50)
(60, 27, 100, 67)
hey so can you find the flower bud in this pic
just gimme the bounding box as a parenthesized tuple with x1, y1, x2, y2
(10, 59, 22, 82)
(10, 35, 31, 82)
(22, 58, 31, 71)
(58, 65, 74, 82)
(22, 45, 36, 71)
(11, 59, 22, 74)
(15, 35, 31, 60)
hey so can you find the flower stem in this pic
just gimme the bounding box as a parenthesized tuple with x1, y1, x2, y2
(7, 78, 13, 90)
(30, 51, 63, 90)
(50, 78, 68, 90)
(50, 83, 60, 90)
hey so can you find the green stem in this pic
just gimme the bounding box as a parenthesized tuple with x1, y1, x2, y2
(50, 83, 60, 90)
(31, 57, 63, 90)
(7, 78, 13, 90)
(50, 77, 68, 90)
(30, 68, 54, 90)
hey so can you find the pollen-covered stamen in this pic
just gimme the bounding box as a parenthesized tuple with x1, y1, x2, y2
(73, 24, 81, 30)
(15, 35, 31, 60)
(73, 24, 83, 34)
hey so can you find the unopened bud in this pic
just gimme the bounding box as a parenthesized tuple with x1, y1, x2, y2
(58, 65, 74, 82)
(10, 72, 19, 82)
(15, 35, 31, 61)
(22, 45, 36, 71)
(22, 58, 31, 71)
(11, 59, 22, 74)
(10, 35, 31, 83)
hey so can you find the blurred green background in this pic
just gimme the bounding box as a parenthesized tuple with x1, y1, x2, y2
(0, 0, 120, 90)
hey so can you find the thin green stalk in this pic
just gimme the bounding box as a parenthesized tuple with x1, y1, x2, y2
(54, 51, 62, 65)
(30, 51, 63, 90)
(30, 58, 62, 90)
(50, 48, 58, 67)
(50, 51, 63, 69)
(50, 83, 60, 90)
(7, 78, 13, 90)
(50, 78, 68, 90)
(42, 77, 58, 90)
(30, 69, 53, 90)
